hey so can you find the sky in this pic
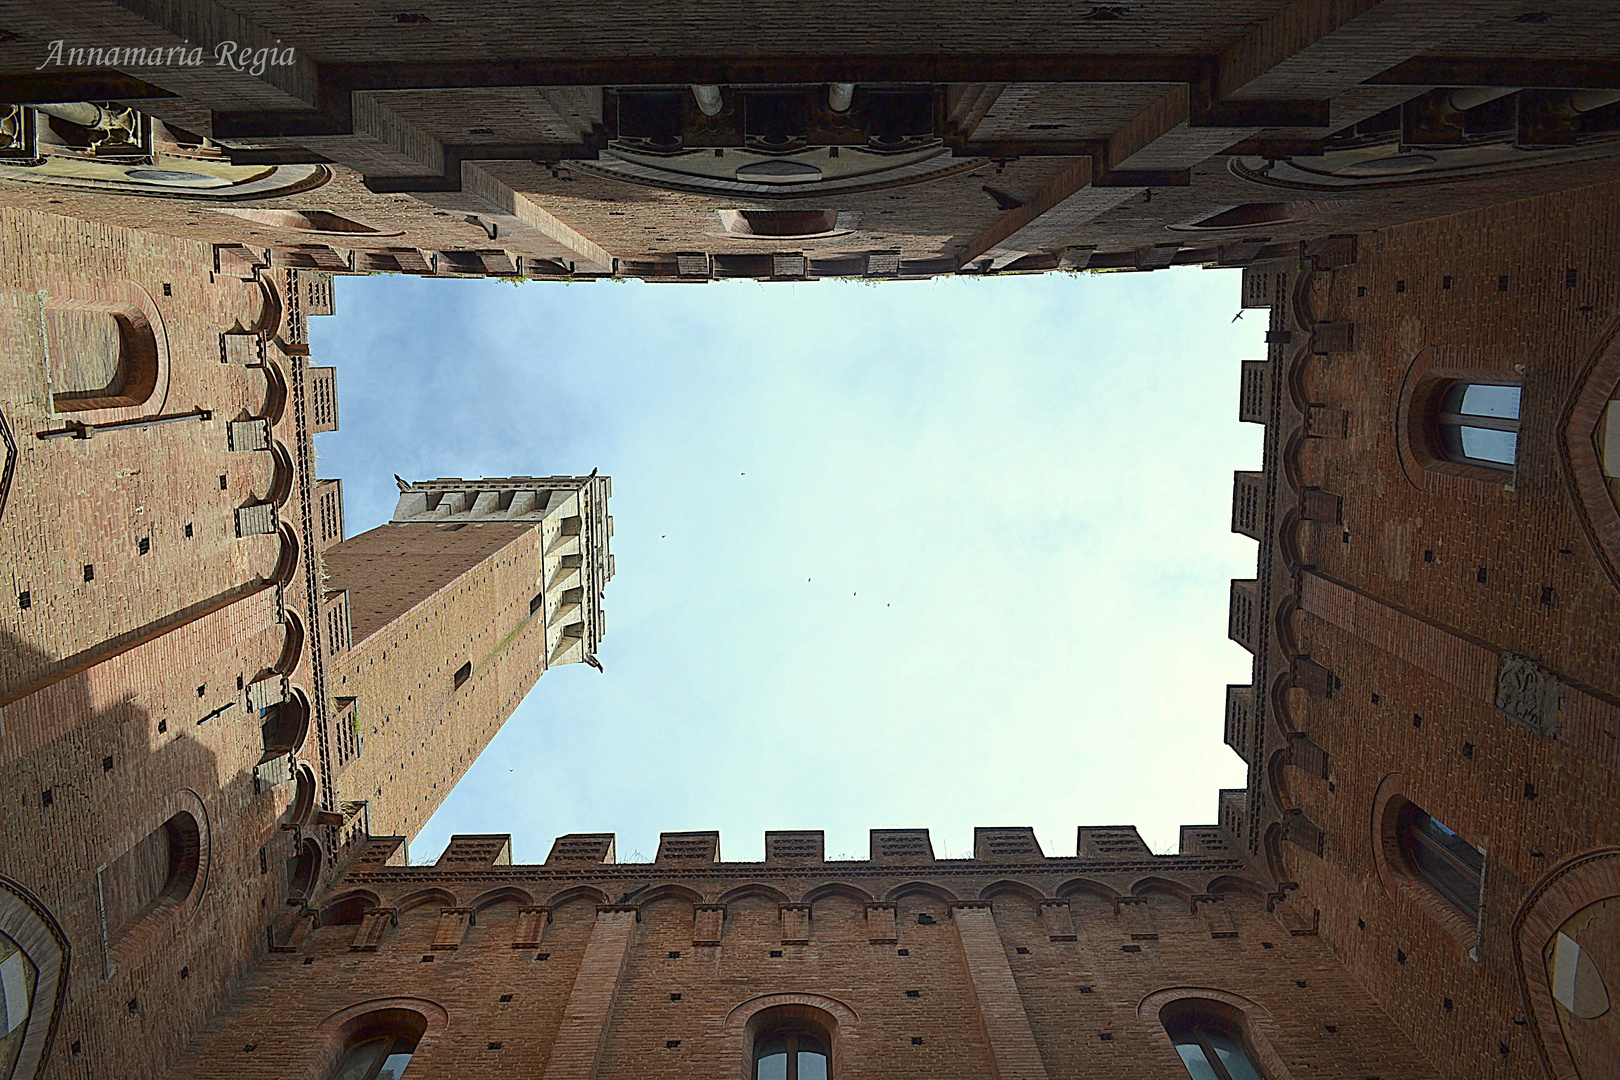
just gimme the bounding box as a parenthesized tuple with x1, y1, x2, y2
(308, 266, 1265, 866)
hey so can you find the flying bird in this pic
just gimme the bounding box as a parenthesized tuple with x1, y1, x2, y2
(1231, 311, 1244, 322)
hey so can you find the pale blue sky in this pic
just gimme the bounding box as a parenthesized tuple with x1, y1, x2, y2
(309, 268, 1264, 864)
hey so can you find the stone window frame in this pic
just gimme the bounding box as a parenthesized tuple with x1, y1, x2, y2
(1513, 847, 1620, 1080)
(725, 994, 858, 1080)
(1137, 987, 1293, 1080)
(0, 874, 70, 1080)
(1369, 773, 1482, 955)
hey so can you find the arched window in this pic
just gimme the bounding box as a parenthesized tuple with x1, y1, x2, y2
(753, 1018, 831, 1080)
(103, 811, 201, 948)
(1395, 803, 1484, 921)
(325, 1010, 425, 1080)
(1430, 380, 1520, 469)
(1162, 1003, 1266, 1080)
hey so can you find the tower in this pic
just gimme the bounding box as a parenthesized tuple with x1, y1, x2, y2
(320, 474, 613, 841)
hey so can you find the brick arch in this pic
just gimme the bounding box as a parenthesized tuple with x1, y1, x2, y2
(307, 998, 448, 1080)
(469, 886, 534, 912)
(105, 789, 211, 966)
(724, 992, 860, 1080)
(1557, 313, 1620, 593)
(1206, 875, 1271, 906)
(978, 879, 1047, 908)
(1131, 876, 1196, 905)
(634, 883, 706, 907)
(393, 887, 458, 915)
(266, 439, 295, 507)
(717, 884, 791, 906)
(272, 607, 305, 676)
(1395, 346, 1523, 491)
(1136, 986, 1294, 1080)
(801, 882, 873, 906)
(1369, 772, 1478, 955)
(1055, 878, 1121, 905)
(283, 762, 317, 831)
(246, 275, 281, 337)
(1514, 847, 1620, 1080)
(884, 881, 957, 903)
(42, 282, 170, 420)
(545, 885, 610, 909)
(256, 357, 288, 424)
(319, 890, 380, 927)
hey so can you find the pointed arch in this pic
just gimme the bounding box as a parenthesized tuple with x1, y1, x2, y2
(634, 883, 706, 908)
(545, 885, 610, 909)
(802, 882, 874, 906)
(393, 887, 456, 915)
(979, 879, 1048, 907)
(1130, 876, 1196, 906)
(718, 883, 792, 906)
(469, 886, 534, 912)
(885, 881, 958, 904)
(320, 890, 380, 926)
(1207, 875, 1270, 905)
(1055, 878, 1122, 905)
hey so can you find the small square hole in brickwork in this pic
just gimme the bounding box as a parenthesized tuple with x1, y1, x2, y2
(162, 283, 171, 296)
(1121, 944, 1141, 953)
(897, 949, 909, 956)
(1498, 275, 1509, 291)
(1099, 1033, 1114, 1041)
(1525, 782, 1537, 800)
(535, 952, 550, 961)
(665, 1040, 680, 1049)
(180, 966, 189, 980)
(1015, 947, 1030, 954)
(243, 1044, 257, 1053)
(488, 1042, 503, 1050)
(1567, 269, 1579, 287)
(157, 719, 167, 733)
(670, 993, 681, 1001)
(667, 951, 680, 959)
(1396, 949, 1407, 964)
(1463, 743, 1475, 759)
(769, 950, 783, 958)
(1358, 919, 1365, 930)
(1442, 998, 1453, 1011)
(1395, 280, 1405, 293)
(303, 956, 315, 965)
(196, 685, 205, 698)
(1342, 530, 1351, 544)
(184, 523, 193, 538)
(906, 990, 921, 997)
(1296, 980, 1308, 988)
(258, 849, 267, 874)
(138, 537, 150, 556)
(1499, 1041, 1510, 1056)
(1370, 693, 1380, 704)
(1442, 276, 1452, 289)
(1423, 549, 1434, 562)
(102, 755, 113, 771)
(17, 591, 29, 609)
(1325, 1024, 1338, 1032)
(1356, 285, 1366, 297)
(1261, 941, 1274, 949)
(1540, 585, 1556, 604)
(917, 913, 935, 925)
(237, 674, 244, 690)
(1412, 714, 1423, 729)
(127, 998, 138, 1013)
(499, 994, 513, 1002)
(40, 789, 51, 808)
(911, 1038, 924, 1046)
(83, 564, 94, 582)
(71, 1040, 81, 1054)
(1477, 567, 1489, 583)
(420, 955, 434, 962)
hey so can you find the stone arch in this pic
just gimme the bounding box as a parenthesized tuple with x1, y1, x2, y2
(545, 885, 610, 909)
(1207, 875, 1271, 906)
(1558, 313, 1620, 593)
(1137, 987, 1294, 1080)
(718, 883, 791, 906)
(319, 890, 380, 927)
(393, 887, 457, 916)
(979, 879, 1048, 908)
(1055, 878, 1122, 905)
(42, 283, 169, 419)
(884, 881, 958, 904)
(469, 886, 534, 912)
(801, 882, 874, 906)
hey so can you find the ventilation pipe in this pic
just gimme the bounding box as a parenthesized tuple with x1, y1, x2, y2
(691, 85, 723, 117)
(828, 83, 856, 113)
